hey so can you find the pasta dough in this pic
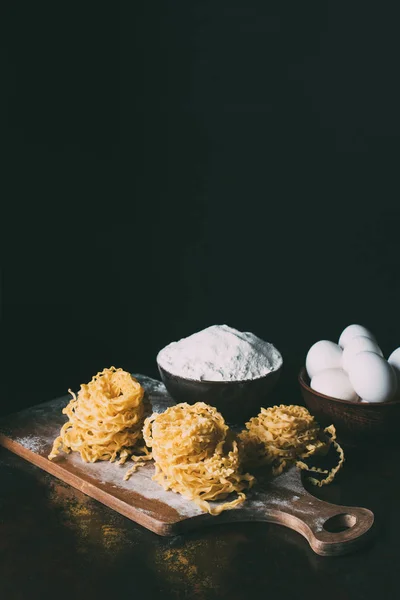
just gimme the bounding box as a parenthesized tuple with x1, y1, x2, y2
(239, 404, 344, 486)
(143, 402, 255, 515)
(49, 367, 151, 467)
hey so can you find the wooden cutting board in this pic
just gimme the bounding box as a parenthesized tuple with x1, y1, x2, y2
(0, 374, 374, 556)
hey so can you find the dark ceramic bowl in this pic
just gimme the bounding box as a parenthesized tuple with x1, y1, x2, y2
(298, 366, 400, 446)
(157, 362, 283, 425)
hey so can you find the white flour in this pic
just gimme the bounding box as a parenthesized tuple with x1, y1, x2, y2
(157, 324, 283, 382)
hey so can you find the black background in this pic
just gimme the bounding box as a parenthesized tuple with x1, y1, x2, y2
(1, 1, 400, 414)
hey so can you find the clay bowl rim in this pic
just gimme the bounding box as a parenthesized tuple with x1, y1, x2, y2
(298, 366, 400, 407)
(157, 355, 283, 386)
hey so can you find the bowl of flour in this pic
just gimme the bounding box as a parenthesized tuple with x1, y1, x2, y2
(156, 325, 283, 423)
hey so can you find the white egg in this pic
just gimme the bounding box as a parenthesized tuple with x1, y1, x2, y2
(306, 340, 343, 379)
(347, 351, 397, 403)
(388, 347, 400, 385)
(338, 324, 376, 349)
(342, 336, 383, 373)
(311, 368, 359, 401)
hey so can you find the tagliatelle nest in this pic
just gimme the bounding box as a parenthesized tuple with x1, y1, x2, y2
(143, 402, 255, 515)
(238, 404, 344, 486)
(48, 367, 152, 470)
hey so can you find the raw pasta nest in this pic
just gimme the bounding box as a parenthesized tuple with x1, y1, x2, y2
(143, 402, 255, 515)
(48, 367, 151, 468)
(238, 404, 344, 486)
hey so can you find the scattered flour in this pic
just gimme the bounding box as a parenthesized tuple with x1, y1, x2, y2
(157, 324, 283, 382)
(314, 516, 327, 533)
(13, 436, 46, 453)
(133, 373, 174, 414)
(68, 454, 203, 518)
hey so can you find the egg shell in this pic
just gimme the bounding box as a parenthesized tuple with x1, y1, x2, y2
(306, 340, 343, 379)
(348, 351, 397, 403)
(311, 368, 359, 402)
(342, 336, 383, 373)
(388, 347, 400, 387)
(388, 347, 400, 371)
(338, 324, 376, 349)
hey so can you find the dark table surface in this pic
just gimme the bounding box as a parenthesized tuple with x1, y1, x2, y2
(1, 430, 398, 600)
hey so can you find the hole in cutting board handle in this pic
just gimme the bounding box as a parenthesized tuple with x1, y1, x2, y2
(323, 513, 357, 533)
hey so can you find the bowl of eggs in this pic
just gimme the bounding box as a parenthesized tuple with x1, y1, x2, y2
(298, 324, 400, 445)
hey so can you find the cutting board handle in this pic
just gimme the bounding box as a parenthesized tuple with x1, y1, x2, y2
(298, 499, 374, 556)
(248, 494, 375, 556)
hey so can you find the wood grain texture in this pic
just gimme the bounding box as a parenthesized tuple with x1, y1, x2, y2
(0, 374, 375, 555)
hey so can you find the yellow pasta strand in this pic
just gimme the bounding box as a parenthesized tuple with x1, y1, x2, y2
(48, 367, 151, 465)
(239, 404, 344, 486)
(143, 402, 255, 515)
